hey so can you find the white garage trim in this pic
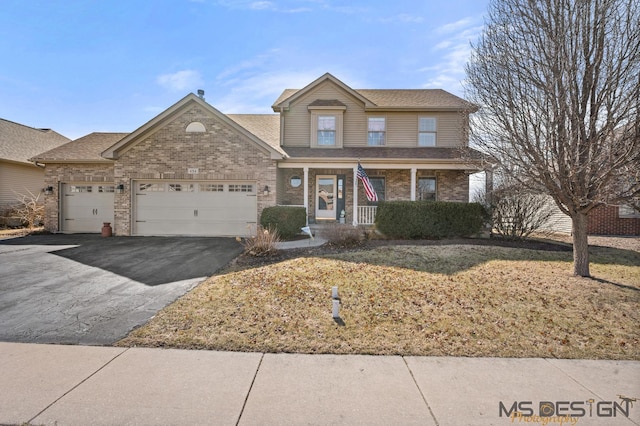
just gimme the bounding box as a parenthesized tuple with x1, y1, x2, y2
(133, 180, 257, 236)
(60, 183, 115, 233)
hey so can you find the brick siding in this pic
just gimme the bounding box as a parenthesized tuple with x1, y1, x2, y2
(587, 205, 640, 236)
(42, 163, 115, 232)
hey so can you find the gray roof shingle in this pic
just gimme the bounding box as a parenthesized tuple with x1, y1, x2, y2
(31, 132, 128, 162)
(0, 118, 70, 164)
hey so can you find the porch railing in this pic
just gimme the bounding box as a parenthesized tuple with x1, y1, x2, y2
(358, 206, 377, 225)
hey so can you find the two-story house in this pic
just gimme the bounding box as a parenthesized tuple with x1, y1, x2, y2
(31, 73, 484, 236)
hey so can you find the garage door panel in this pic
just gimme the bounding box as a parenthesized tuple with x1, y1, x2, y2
(61, 184, 114, 233)
(134, 181, 257, 236)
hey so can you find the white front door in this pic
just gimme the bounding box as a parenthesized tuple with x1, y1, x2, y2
(316, 176, 336, 220)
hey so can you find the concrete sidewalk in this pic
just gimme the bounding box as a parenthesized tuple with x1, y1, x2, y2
(0, 343, 638, 425)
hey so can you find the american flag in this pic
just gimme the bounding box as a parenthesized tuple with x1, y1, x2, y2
(357, 162, 378, 202)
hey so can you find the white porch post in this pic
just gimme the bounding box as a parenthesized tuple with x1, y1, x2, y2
(303, 167, 309, 225)
(410, 167, 417, 201)
(353, 166, 358, 226)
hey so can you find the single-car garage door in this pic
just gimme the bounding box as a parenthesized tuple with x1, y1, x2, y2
(134, 181, 257, 236)
(61, 183, 115, 233)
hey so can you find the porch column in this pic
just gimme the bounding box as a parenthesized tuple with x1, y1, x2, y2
(410, 167, 417, 201)
(353, 166, 358, 226)
(303, 167, 309, 225)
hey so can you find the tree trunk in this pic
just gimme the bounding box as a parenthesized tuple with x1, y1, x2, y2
(571, 212, 590, 277)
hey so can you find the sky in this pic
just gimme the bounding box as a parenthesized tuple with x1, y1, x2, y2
(0, 0, 490, 140)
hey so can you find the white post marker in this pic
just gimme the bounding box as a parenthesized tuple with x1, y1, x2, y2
(332, 299, 340, 319)
(331, 286, 339, 299)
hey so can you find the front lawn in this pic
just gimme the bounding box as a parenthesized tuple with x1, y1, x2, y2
(117, 243, 640, 360)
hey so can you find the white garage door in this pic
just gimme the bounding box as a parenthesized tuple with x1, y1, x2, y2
(134, 181, 257, 236)
(61, 184, 115, 233)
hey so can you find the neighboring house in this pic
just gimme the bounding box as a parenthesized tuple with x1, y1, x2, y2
(0, 118, 69, 214)
(587, 204, 640, 236)
(32, 73, 485, 236)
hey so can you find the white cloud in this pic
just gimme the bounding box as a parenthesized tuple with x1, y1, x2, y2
(419, 18, 484, 95)
(156, 70, 203, 92)
(249, 1, 275, 10)
(378, 13, 424, 24)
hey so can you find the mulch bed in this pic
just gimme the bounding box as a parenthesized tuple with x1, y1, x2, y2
(228, 237, 572, 271)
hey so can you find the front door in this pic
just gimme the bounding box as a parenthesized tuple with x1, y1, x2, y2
(316, 176, 336, 220)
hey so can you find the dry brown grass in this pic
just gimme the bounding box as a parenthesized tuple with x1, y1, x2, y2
(117, 244, 640, 360)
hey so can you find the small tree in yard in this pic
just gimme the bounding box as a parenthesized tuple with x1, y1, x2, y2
(13, 189, 44, 230)
(475, 181, 555, 240)
(466, 0, 640, 276)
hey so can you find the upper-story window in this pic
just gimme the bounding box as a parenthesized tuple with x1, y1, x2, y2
(418, 117, 437, 146)
(368, 117, 386, 146)
(317, 116, 336, 146)
(308, 100, 345, 148)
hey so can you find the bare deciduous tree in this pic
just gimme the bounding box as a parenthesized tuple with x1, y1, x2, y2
(466, 0, 640, 276)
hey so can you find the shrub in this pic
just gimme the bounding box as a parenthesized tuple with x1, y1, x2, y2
(237, 226, 280, 257)
(260, 206, 307, 240)
(375, 201, 488, 239)
(322, 225, 363, 248)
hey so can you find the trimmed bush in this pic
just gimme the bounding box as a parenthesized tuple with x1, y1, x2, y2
(375, 201, 488, 239)
(260, 206, 307, 240)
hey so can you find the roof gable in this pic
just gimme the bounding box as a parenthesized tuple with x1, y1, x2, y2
(0, 118, 70, 164)
(102, 93, 284, 160)
(272, 73, 478, 112)
(272, 73, 375, 111)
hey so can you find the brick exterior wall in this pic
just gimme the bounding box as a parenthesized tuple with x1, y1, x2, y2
(278, 168, 470, 223)
(112, 105, 277, 235)
(587, 205, 640, 236)
(43, 104, 277, 235)
(42, 163, 115, 232)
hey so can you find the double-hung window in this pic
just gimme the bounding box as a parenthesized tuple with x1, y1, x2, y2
(418, 117, 437, 146)
(317, 116, 336, 146)
(418, 177, 436, 201)
(368, 177, 386, 203)
(368, 117, 386, 146)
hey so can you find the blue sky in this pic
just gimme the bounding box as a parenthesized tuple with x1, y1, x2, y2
(0, 0, 489, 140)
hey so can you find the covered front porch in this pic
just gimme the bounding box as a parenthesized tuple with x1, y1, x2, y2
(276, 161, 476, 226)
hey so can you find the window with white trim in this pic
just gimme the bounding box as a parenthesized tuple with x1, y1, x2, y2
(70, 185, 92, 193)
(200, 184, 224, 192)
(418, 177, 436, 201)
(317, 116, 336, 146)
(98, 185, 115, 193)
(229, 184, 254, 192)
(418, 117, 437, 146)
(619, 204, 640, 218)
(368, 177, 385, 203)
(368, 117, 386, 146)
(169, 184, 195, 192)
(139, 183, 164, 192)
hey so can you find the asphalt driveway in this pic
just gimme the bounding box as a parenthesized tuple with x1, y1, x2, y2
(0, 234, 242, 345)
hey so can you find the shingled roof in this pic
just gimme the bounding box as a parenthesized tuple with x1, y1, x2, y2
(0, 118, 69, 164)
(227, 114, 283, 155)
(271, 73, 477, 111)
(31, 132, 128, 163)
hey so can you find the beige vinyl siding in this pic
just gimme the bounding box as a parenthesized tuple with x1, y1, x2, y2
(0, 161, 45, 208)
(282, 81, 367, 147)
(281, 81, 468, 148)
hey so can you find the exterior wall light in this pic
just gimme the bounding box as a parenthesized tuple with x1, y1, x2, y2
(263, 185, 270, 195)
(116, 184, 125, 194)
(44, 186, 54, 195)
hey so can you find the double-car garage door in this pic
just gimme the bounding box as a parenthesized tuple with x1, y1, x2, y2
(134, 181, 257, 236)
(61, 181, 257, 236)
